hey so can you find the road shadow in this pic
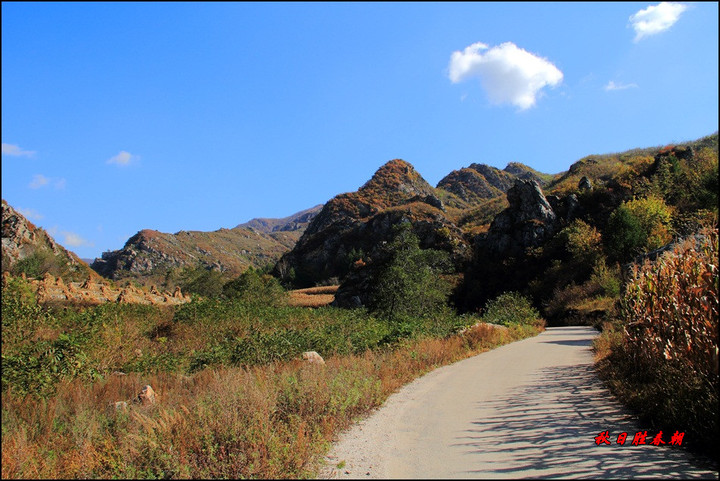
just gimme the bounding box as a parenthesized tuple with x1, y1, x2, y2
(540, 339, 592, 347)
(452, 361, 718, 479)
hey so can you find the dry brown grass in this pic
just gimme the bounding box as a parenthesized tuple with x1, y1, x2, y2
(288, 285, 339, 307)
(1, 321, 539, 479)
(294, 286, 339, 295)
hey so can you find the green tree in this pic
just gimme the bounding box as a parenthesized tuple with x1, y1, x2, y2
(605, 195, 674, 262)
(178, 265, 225, 298)
(222, 267, 286, 307)
(371, 223, 452, 320)
(11, 250, 57, 279)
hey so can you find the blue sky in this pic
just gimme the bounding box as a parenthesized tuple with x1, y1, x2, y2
(2, 2, 718, 260)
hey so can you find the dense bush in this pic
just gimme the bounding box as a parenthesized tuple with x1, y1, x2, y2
(641, 148, 719, 212)
(177, 265, 226, 298)
(482, 291, 543, 328)
(605, 195, 674, 262)
(11, 250, 55, 279)
(1, 277, 102, 395)
(222, 267, 287, 307)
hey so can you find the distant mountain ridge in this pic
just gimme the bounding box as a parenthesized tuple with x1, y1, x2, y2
(90, 206, 323, 283)
(237, 205, 323, 233)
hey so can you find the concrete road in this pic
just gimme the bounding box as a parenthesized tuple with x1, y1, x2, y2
(320, 326, 718, 479)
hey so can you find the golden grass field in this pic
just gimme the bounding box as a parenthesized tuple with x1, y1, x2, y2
(287, 285, 339, 307)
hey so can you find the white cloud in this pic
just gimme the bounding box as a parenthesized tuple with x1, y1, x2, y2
(448, 41, 563, 110)
(28, 174, 66, 189)
(630, 2, 687, 42)
(107, 150, 138, 166)
(604, 80, 639, 91)
(17, 207, 44, 220)
(2, 143, 36, 157)
(29, 174, 50, 189)
(62, 231, 94, 248)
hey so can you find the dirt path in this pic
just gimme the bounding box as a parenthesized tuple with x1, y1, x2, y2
(320, 326, 718, 479)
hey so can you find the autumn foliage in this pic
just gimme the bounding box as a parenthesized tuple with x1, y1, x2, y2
(622, 227, 718, 381)
(603, 227, 719, 455)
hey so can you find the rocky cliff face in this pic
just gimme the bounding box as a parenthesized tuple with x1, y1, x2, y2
(275, 159, 469, 287)
(478, 179, 559, 257)
(1, 200, 97, 281)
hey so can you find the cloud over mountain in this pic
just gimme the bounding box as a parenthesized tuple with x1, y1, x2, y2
(61, 231, 94, 248)
(448, 41, 563, 110)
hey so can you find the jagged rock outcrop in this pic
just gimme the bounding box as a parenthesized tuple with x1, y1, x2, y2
(478, 179, 558, 257)
(546, 193, 581, 222)
(648, 145, 694, 177)
(2, 200, 98, 281)
(275, 159, 469, 287)
(92, 206, 320, 283)
(9, 272, 191, 305)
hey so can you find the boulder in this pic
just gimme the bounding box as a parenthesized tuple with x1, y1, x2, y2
(578, 176, 592, 191)
(302, 351, 325, 365)
(135, 385, 156, 405)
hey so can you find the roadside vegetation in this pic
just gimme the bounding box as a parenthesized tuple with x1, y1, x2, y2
(593, 227, 718, 463)
(1, 230, 544, 478)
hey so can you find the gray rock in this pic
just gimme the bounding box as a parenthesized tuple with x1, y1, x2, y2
(578, 176, 592, 191)
(480, 179, 558, 256)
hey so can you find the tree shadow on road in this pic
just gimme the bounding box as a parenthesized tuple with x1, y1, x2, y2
(452, 356, 718, 479)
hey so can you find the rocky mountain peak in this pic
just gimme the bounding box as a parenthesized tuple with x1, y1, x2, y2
(1, 200, 97, 281)
(360, 159, 435, 198)
(467, 164, 516, 192)
(275, 159, 466, 288)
